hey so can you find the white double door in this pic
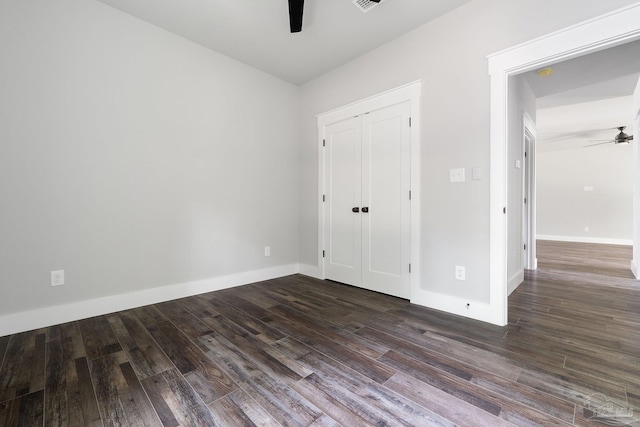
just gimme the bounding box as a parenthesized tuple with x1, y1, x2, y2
(323, 101, 411, 299)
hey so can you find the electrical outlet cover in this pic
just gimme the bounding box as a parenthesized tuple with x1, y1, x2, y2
(449, 168, 465, 183)
(51, 270, 65, 287)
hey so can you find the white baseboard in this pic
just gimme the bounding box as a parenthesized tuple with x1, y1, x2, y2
(0, 264, 300, 337)
(508, 270, 524, 296)
(410, 287, 500, 326)
(632, 260, 638, 279)
(536, 235, 633, 246)
(298, 263, 323, 280)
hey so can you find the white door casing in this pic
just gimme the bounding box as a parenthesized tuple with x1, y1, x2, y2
(318, 81, 421, 300)
(488, 4, 640, 326)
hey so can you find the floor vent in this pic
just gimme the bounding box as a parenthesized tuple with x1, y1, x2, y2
(352, 0, 386, 13)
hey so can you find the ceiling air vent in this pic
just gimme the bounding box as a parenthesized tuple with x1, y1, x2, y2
(352, 0, 386, 14)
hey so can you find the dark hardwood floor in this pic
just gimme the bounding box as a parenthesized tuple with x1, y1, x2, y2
(1, 240, 639, 426)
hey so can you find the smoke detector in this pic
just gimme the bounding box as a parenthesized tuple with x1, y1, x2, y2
(352, 0, 387, 13)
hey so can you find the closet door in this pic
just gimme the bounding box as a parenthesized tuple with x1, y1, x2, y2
(323, 102, 411, 299)
(324, 117, 362, 287)
(361, 102, 411, 298)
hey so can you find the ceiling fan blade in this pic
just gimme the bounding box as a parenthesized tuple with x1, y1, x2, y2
(539, 127, 618, 143)
(289, 0, 304, 33)
(584, 141, 613, 148)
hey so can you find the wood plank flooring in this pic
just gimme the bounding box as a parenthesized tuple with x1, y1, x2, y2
(1, 240, 639, 426)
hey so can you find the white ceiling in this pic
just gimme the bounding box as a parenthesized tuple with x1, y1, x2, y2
(523, 39, 640, 152)
(524, 40, 640, 109)
(96, 0, 471, 85)
(535, 96, 634, 152)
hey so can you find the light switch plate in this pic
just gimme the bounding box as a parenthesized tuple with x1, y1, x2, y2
(472, 167, 480, 181)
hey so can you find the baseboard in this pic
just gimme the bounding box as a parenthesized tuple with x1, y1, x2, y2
(536, 235, 633, 246)
(298, 263, 323, 280)
(0, 264, 300, 337)
(632, 260, 638, 279)
(410, 288, 500, 326)
(508, 270, 525, 295)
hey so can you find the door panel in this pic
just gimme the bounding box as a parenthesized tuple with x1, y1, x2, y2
(324, 118, 362, 286)
(323, 102, 411, 299)
(362, 102, 411, 298)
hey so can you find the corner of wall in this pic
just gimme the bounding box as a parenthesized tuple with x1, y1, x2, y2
(298, 264, 323, 280)
(410, 287, 501, 326)
(508, 270, 525, 295)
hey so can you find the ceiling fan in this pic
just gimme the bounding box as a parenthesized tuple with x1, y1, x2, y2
(288, 0, 382, 33)
(584, 126, 634, 147)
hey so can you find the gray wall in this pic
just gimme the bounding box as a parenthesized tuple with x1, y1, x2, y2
(0, 0, 300, 315)
(537, 144, 634, 242)
(298, 0, 639, 304)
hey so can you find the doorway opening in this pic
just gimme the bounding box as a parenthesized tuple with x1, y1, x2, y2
(488, 4, 640, 326)
(516, 40, 640, 292)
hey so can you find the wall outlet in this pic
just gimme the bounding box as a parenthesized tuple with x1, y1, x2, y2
(264, 246, 271, 257)
(449, 168, 465, 183)
(584, 227, 589, 232)
(455, 265, 466, 281)
(51, 270, 65, 287)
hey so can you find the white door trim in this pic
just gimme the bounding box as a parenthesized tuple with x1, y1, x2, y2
(488, 3, 640, 326)
(317, 81, 422, 299)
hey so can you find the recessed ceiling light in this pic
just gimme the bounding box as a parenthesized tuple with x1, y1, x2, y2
(536, 68, 554, 77)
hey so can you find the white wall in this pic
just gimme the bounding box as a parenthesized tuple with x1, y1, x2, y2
(0, 0, 300, 324)
(537, 144, 634, 244)
(298, 0, 639, 310)
(507, 75, 536, 294)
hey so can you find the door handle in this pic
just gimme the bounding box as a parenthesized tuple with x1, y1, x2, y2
(352, 207, 360, 213)
(362, 207, 369, 213)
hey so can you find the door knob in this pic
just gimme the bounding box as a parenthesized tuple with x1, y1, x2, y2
(352, 207, 360, 213)
(362, 207, 369, 213)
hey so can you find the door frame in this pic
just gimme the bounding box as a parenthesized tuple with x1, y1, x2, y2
(317, 81, 422, 298)
(488, 4, 640, 325)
